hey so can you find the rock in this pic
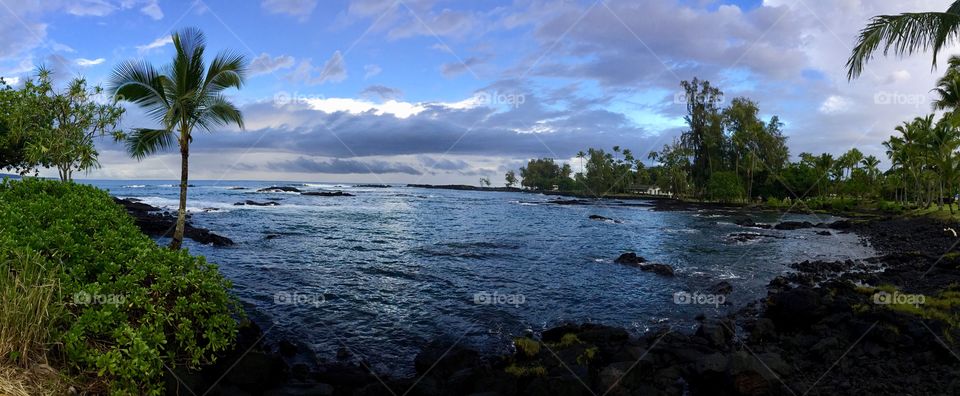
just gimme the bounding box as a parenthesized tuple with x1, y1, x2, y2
(695, 320, 734, 348)
(638, 263, 674, 276)
(709, 281, 733, 295)
(826, 220, 853, 230)
(774, 221, 815, 230)
(223, 350, 287, 389)
(265, 234, 281, 240)
(614, 252, 646, 265)
(589, 214, 622, 223)
(735, 217, 772, 229)
(816, 230, 832, 236)
(336, 347, 352, 360)
(114, 197, 234, 247)
(264, 383, 334, 396)
(258, 186, 302, 193)
(413, 341, 481, 377)
(228, 187, 247, 190)
(235, 200, 281, 206)
(750, 318, 776, 342)
(765, 287, 825, 330)
(278, 340, 297, 357)
(301, 191, 355, 197)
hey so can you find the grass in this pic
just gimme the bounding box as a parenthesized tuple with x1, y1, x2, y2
(0, 364, 72, 396)
(0, 249, 62, 368)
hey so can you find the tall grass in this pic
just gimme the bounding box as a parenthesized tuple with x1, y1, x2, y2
(0, 248, 62, 366)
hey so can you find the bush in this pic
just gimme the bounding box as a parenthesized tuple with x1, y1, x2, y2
(0, 178, 239, 394)
(706, 171, 743, 203)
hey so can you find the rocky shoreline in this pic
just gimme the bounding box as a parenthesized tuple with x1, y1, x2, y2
(158, 214, 960, 395)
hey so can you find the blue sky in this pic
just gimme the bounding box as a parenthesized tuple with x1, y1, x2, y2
(2, 0, 957, 183)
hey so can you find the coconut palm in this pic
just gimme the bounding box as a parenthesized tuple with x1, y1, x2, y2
(847, 2, 960, 79)
(933, 55, 960, 126)
(110, 27, 247, 250)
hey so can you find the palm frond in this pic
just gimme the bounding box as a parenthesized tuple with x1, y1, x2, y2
(109, 60, 171, 125)
(847, 10, 960, 80)
(203, 50, 247, 95)
(196, 95, 244, 131)
(125, 128, 176, 160)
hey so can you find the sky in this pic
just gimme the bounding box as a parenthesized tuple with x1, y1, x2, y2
(2, 0, 959, 184)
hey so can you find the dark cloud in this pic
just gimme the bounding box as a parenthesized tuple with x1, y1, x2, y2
(267, 156, 422, 175)
(420, 157, 469, 171)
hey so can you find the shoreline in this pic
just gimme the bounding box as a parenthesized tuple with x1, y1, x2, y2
(163, 204, 959, 395)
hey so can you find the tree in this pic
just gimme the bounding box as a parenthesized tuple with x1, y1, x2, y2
(111, 28, 247, 250)
(847, 1, 960, 79)
(22, 72, 124, 181)
(505, 170, 518, 187)
(679, 78, 725, 197)
(479, 177, 491, 187)
(520, 158, 565, 191)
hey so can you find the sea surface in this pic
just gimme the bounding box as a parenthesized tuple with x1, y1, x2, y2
(87, 179, 876, 375)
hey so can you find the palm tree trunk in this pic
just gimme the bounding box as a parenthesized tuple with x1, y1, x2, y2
(170, 141, 189, 250)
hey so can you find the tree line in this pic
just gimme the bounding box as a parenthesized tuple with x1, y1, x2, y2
(508, 73, 960, 209)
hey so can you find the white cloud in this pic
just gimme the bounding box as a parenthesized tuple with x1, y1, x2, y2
(819, 95, 853, 114)
(67, 0, 116, 17)
(250, 53, 295, 76)
(136, 36, 172, 53)
(76, 58, 106, 67)
(287, 51, 347, 85)
(140, 0, 163, 20)
(300, 97, 427, 119)
(364, 64, 382, 79)
(261, 0, 317, 21)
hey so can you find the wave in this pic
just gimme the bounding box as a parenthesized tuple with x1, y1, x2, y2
(122, 184, 146, 188)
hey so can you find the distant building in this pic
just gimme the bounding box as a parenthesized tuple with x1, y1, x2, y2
(627, 184, 671, 196)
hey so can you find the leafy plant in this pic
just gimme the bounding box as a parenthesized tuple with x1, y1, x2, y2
(0, 178, 240, 394)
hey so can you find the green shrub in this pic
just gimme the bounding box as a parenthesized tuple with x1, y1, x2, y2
(706, 171, 743, 203)
(0, 178, 240, 395)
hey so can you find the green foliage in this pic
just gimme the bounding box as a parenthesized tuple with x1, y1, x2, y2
(514, 337, 540, 357)
(21, 70, 124, 181)
(0, 179, 240, 394)
(504, 170, 518, 187)
(519, 158, 571, 191)
(505, 363, 547, 377)
(706, 171, 743, 203)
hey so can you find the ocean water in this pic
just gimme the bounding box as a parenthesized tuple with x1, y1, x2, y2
(87, 179, 876, 375)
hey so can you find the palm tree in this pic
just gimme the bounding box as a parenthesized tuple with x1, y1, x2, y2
(860, 155, 882, 198)
(576, 150, 586, 176)
(110, 28, 247, 249)
(933, 55, 960, 124)
(847, 2, 960, 79)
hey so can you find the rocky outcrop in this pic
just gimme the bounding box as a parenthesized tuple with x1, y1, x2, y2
(588, 214, 622, 223)
(113, 198, 234, 246)
(613, 252, 675, 276)
(234, 200, 281, 206)
(258, 186, 302, 193)
(301, 191, 354, 197)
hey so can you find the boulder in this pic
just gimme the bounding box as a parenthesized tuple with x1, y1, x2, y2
(614, 252, 646, 265)
(301, 191, 354, 197)
(235, 200, 281, 206)
(774, 221, 815, 230)
(638, 263, 675, 276)
(735, 217, 772, 229)
(709, 281, 733, 295)
(258, 186, 302, 193)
